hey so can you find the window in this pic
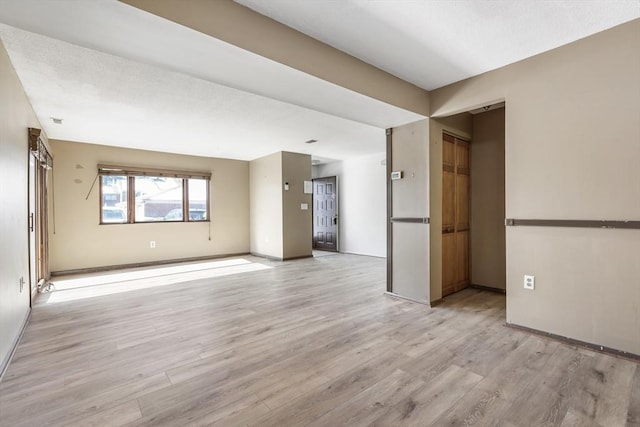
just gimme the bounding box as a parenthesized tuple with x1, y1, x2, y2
(134, 176, 183, 222)
(187, 178, 208, 221)
(99, 165, 210, 224)
(100, 175, 128, 223)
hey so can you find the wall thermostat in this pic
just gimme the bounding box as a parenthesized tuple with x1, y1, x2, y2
(391, 171, 403, 180)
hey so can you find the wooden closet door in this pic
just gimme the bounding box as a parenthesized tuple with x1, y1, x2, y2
(442, 133, 470, 297)
(455, 140, 470, 292)
(442, 134, 456, 296)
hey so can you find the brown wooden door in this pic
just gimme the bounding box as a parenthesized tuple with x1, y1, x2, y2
(442, 133, 470, 296)
(313, 176, 337, 251)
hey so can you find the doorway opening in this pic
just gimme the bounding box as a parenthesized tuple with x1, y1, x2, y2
(27, 128, 53, 301)
(312, 176, 338, 253)
(436, 104, 506, 300)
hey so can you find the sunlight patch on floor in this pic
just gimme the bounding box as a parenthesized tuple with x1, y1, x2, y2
(52, 258, 255, 290)
(44, 259, 271, 304)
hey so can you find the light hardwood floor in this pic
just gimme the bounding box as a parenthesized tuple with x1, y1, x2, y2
(0, 254, 638, 426)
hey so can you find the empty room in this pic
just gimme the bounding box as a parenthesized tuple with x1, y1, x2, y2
(0, 1, 639, 426)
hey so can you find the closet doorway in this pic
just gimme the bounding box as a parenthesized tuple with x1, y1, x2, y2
(442, 132, 470, 296)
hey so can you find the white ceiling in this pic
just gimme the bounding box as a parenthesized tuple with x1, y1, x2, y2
(0, 24, 390, 161)
(0, 1, 638, 162)
(236, 0, 640, 90)
(0, 1, 423, 161)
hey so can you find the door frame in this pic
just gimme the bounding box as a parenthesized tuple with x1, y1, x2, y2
(27, 128, 53, 299)
(311, 176, 339, 252)
(27, 148, 37, 303)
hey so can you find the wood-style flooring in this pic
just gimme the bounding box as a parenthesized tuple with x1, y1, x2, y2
(0, 254, 638, 426)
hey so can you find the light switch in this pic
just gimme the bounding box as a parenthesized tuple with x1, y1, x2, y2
(304, 181, 313, 194)
(301, 203, 309, 210)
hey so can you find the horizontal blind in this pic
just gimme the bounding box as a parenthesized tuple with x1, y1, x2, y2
(98, 164, 211, 180)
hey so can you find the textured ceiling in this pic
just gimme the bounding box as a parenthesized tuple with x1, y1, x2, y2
(0, 0, 638, 161)
(0, 24, 388, 161)
(0, 0, 423, 161)
(236, 0, 640, 90)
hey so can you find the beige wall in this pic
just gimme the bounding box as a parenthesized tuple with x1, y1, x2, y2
(249, 152, 283, 259)
(250, 151, 312, 260)
(431, 19, 640, 354)
(282, 152, 312, 259)
(121, 0, 429, 116)
(0, 40, 42, 372)
(471, 108, 506, 290)
(390, 119, 431, 303)
(50, 140, 249, 271)
(428, 113, 473, 302)
(249, 152, 284, 259)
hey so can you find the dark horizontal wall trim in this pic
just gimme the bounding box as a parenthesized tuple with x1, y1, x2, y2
(505, 219, 640, 229)
(339, 251, 386, 259)
(250, 252, 283, 261)
(469, 284, 506, 294)
(384, 291, 431, 306)
(506, 322, 640, 362)
(51, 252, 251, 277)
(391, 217, 430, 224)
(283, 255, 314, 261)
(250, 253, 313, 262)
(429, 298, 444, 307)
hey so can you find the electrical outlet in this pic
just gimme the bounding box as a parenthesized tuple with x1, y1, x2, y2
(524, 275, 535, 290)
(150, 241, 156, 248)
